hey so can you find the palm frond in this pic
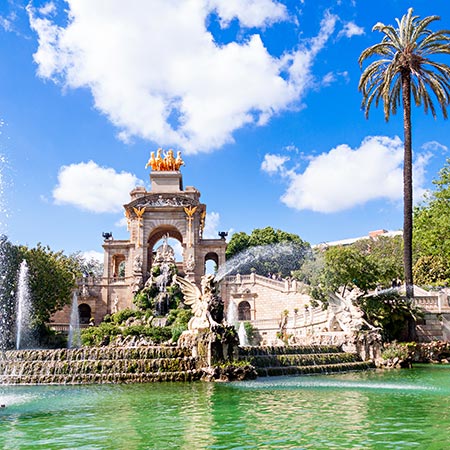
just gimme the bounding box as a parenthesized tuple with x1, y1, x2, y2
(359, 7, 450, 121)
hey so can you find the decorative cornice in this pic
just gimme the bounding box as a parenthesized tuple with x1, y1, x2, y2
(126, 193, 199, 210)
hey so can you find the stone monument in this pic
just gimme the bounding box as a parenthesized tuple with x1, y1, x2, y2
(96, 149, 227, 321)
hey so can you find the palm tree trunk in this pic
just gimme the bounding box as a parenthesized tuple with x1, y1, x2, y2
(402, 72, 414, 300)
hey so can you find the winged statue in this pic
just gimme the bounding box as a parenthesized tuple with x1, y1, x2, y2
(174, 274, 221, 332)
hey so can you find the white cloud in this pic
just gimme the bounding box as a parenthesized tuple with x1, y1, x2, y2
(171, 239, 183, 261)
(261, 154, 290, 174)
(203, 212, 221, 239)
(413, 151, 433, 202)
(421, 140, 448, 154)
(39, 2, 56, 16)
(321, 72, 335, 86)
(338, 21, 364, 39)
(114, 216, 128, 228)
(53, 161, 142, 213)
(0, 16, 13, 32)
(279, 136, 429, 213)
(210, 0, 288, 28)
(27, 1, 335, 153)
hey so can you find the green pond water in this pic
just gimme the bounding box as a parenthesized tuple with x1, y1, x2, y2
(1, 365, 449, 449)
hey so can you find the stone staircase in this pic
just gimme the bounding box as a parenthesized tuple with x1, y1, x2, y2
(0, 347, 201, 384)
(239, 345, 374, 376)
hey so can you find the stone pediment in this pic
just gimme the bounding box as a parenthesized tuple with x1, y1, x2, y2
(126, 193, 199, 210)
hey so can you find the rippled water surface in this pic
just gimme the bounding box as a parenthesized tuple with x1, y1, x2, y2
(1, 365, 449, 449)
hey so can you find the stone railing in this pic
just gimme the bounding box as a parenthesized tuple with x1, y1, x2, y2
(223, 273, 304, 293)
(48, 323, 90, 333)
(413, 294, 450, 313)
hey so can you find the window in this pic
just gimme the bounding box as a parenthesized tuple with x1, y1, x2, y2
(78, 304, 92, 325)
(238, 301, 251, 321)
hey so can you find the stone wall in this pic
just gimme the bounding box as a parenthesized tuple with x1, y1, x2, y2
(221, 273, 311, 320)
(413, 288, 450, 342)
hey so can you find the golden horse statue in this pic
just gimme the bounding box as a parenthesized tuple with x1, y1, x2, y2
(145, 148, 185, 171)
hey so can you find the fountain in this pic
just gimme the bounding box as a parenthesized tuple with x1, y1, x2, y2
(238, 322, 249, 346)
(15, 260, 33, 350)
(226, 300, 237, 326)
(68, 292, 81, 349)
(151, 235, 175, 316)
(214, 242, 310, 281)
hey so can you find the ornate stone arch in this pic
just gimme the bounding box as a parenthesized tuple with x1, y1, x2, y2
(147, 225, 184, 276)
(204, 251, 219, 274)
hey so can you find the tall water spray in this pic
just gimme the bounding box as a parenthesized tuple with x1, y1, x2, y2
(16, 260, 33, 350)
(226, 300, 237, 326)
(214, 242, 309, 282)
(68, 291, 81, 348)
(238, 322, 249, 346)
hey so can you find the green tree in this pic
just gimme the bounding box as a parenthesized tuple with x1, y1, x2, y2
(20, 243, 79, 328)
(225, 231, 251, 260)
(358, 290, 421, 341)
(295, 244, 419, 340)
(353, 235, 404, 286)
(69, 251, 103, 278)
(359, 8, 450, 299)
(318, 246, 380, 298)
(413, 159, 450, 285)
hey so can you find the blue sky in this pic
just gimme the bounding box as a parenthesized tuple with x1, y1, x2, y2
(1, 0, 449, 261)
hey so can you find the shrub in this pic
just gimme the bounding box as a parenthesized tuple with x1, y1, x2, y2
(381, 342, 410, 361)
(243, 321, 256, 343)
(81, 322, 120, 346)
(111, 308, 141, 325)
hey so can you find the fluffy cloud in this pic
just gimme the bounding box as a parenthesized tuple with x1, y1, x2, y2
(272, 136, 429, 213)
(53, 161, 142, 213)
(261, 154, 290, 174)
(210, 0, 288, 28)
(422, 140, 448, 154)
(203, 212, 221, 239)
(338, 21, 364, 38)
(27, 1, 335, 153)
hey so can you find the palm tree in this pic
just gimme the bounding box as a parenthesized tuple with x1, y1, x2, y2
(359, 8, 450, 299)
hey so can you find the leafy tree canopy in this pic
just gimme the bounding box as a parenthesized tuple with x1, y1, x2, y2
(69, 251, 104, 278)
(19, 243, 79, 327)
(353, 235, 404, 285)
(413, 159, 450, 285)
(0, 238, 80, 347)
(293, 235, 404, 304)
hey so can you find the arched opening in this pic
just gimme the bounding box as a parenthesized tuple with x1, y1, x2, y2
(112, 254, 126, 279)
(238, 301, 251, 321)
(118, 261, 126, 278)
(204, 252, 219, 275)
(147, 226, 184, 279)
(78, 303, 91, 325)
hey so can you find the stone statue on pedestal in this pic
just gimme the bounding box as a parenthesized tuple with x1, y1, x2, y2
(174, 274, 237, 370)
(174, 274, 223, 332)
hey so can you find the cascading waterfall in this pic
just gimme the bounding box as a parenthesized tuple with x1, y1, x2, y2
(16, 260, 33, 350)
(68, 292, 81, 349)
